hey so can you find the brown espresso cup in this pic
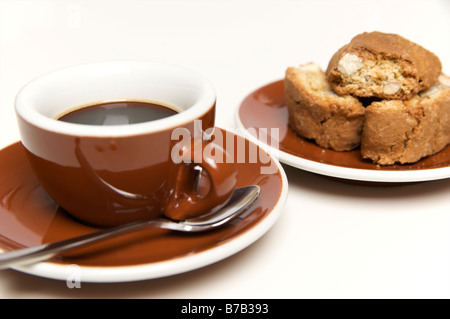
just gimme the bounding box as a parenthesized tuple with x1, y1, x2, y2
(15, 61, 237, 227)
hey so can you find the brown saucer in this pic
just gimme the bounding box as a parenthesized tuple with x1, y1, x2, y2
(237, 80, 450, 183)
(0, 128, 287, 282)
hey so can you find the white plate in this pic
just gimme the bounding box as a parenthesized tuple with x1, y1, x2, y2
(0, 131, 288, 283)
(236, 80, 450, 183)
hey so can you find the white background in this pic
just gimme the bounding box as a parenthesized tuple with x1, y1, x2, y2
(0, 0, 449, 298)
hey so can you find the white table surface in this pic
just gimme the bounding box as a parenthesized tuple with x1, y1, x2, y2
(0, 0, 449, 299)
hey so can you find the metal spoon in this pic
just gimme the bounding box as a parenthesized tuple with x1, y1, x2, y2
(0, 185, 260, 270)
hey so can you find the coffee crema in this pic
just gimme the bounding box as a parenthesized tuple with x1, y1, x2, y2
(58, 101, 179, 125)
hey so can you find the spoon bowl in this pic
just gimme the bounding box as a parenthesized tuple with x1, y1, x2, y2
(0, 185, 260, 270)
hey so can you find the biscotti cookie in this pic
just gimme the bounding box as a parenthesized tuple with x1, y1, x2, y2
(326, 32, 442, 100)
(361, 74, 450, 165)
(285, 62, 365, 151)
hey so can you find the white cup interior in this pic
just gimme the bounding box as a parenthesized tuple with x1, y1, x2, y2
(15, 61, 216, 137)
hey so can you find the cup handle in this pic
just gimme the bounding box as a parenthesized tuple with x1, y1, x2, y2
(164, 139, 238, 221)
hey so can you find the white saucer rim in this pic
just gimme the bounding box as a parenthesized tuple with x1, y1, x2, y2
(1, 130, 289, 283)
(235, 103, 450, 183)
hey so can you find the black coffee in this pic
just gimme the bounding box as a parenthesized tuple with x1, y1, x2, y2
(58, 101, 178, 125)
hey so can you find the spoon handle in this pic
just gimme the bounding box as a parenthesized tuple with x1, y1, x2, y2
(0, 219, 166, 270)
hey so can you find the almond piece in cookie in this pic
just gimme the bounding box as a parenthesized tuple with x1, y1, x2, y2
(326, 32, 442, 100)
(285, 62, 365, 151)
